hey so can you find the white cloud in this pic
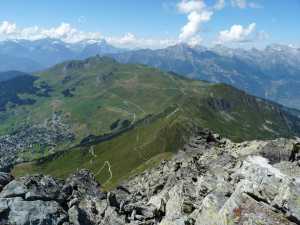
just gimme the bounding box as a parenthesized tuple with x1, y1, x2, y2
(40, 23, 76, 39)
(231, 0, 262, 9)
(40, 23, 102, 42)
(179, 10, 213, 41)
(0, 21, 177, 49)
(114, 33, 136, 45)
(0, 22, 173, 49)
(177, 0, 213, 45)
(217, 23, 257, 43)
(176, 0, 262, 46)
(0, 21, 17, 35)
(0, 21, 101, 43)
(177, 0, 206, 13)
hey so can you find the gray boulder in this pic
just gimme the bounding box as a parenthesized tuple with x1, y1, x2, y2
(0, 197, 67, 225)
(64, 169, 104, 199)
(0, 172, 13, 191)
(0, 174, 65, 202)
(68, 198, 108, 225)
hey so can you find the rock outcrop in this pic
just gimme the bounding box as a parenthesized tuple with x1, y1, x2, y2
(1, 133, 300, 225)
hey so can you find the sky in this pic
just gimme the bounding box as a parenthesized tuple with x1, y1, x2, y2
(0, 0, 299, 49)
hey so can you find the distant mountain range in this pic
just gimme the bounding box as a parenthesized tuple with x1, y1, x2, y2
(0, 38, 125, 72)
(1, 38, 300, 109)
(0, 71, 31, 82)
(111, 43, 300, 109)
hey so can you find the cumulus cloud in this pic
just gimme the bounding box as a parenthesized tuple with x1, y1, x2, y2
(179, 10, 212, 41)
(177, 0, 206, 13)
(176, 0, 262, 46)
(177, 0, 214, 45)
(231, 0, 262, 9)
(39, 23, 102, 42)
(217, 23, 256, 43)
(113, 33, 136, 45)
(0, 21, 177, 49)
(0, 21, 101, 43)
(0, 21, 17, 35)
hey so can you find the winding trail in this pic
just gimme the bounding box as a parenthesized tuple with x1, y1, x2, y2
(133, 132, 148, 161)
(89, 146, 96, 165)
(123, 100, 146, 115)
(95, 161, 113, 184)
(166, 108, 180, 119)
(89, 146, 96, 157)
(87, 145, 113, 184)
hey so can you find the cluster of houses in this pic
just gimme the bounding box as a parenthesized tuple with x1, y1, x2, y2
(0, 113, 74, 171)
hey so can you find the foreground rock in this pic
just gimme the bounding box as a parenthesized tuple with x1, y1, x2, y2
(1, 133, 300, 224)
(0, 172, 13, 192)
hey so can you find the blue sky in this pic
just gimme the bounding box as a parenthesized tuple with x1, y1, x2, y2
(0, 0, 299, 48)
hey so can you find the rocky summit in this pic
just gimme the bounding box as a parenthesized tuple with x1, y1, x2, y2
(1, 132, 300, 225)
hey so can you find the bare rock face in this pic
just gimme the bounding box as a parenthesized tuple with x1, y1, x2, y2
(0, 174, 67, 225)
(0, 132, 300, 225)
(0, 172, 13, 192)
(290, 143, 300, 162)
(0, 197, 67, 225)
